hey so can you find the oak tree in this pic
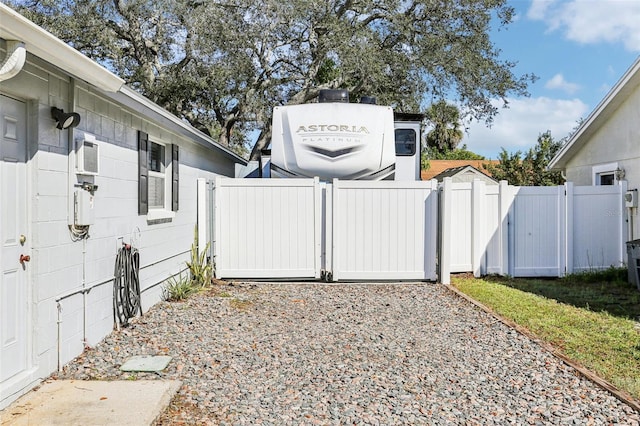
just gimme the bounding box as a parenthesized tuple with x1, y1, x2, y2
(8, 0, 535, 158)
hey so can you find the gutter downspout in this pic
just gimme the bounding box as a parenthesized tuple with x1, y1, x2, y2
(0, 40, 26, 81)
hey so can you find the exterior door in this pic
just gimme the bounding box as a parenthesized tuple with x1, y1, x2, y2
(0, 95, 29, 385)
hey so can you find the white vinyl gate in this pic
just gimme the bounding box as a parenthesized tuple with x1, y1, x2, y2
(331, 180, 438, 281)
(510, 185, 567, 277)
(440, 179, 627, 283)
(210, 177, 439, 281)
(212, 178, 322, 279)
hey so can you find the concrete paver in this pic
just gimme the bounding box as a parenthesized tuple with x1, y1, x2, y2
(0, 379, 181, 426)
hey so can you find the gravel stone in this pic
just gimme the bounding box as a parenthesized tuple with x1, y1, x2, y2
(55, 283, 640, 425)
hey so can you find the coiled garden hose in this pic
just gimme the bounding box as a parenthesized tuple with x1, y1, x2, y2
(113, 244, 141, 327)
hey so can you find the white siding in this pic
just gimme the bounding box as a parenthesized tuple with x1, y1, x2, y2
(0, 52, 239, 408)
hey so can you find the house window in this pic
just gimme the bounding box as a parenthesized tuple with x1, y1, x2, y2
(138, 131, 179, 218)
(592, 162, 618, 186)
(395, 129, 416, 156)
(598, 172, 615, 186)
(148, 142, 167, 209)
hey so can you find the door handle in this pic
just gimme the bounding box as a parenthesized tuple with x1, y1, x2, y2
(19, 254, 31, 264)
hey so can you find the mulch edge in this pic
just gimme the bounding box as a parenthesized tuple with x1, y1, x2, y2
(442, 282, 640, 414)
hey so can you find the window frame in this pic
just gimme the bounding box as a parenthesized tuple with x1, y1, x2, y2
(138, 131, 179, 220)
(148, 140, 170, 211)
(592, 162, 619, 186)
(394, 128, 417, 156)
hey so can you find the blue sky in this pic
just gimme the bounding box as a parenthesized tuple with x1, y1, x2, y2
(462, 0, 640, 159)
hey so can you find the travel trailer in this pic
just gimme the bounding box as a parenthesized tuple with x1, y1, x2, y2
(238, 90, 423, 181)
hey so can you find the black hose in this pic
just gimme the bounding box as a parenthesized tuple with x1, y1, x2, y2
(113, 244, 141, 327)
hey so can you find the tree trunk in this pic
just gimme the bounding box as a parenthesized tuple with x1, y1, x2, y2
(249, 121, 272, 161)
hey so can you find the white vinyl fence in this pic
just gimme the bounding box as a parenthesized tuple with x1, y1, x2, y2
(331, 180, 438, 281)
(207, 177, 439, 281)
(440, 179, 627, 284)
(210, 177, 322, 279)
(202, 177, 627, 283)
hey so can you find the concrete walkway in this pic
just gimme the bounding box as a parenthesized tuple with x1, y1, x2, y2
(0, 380, 181, 425)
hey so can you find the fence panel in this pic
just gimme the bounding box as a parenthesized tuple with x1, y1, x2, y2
(441, 180, 625, 282)
(448, 183, 473, 273)
(212, 177, 322, 279)
(208, 176, 626, 282)
(570, 183, 626, 271)
(332, 180, 438, 281)
(510, 186, 566, 277)
(481, 183, 506, 276)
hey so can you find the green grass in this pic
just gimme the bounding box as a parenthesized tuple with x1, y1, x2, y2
(452, 273, 640, 400)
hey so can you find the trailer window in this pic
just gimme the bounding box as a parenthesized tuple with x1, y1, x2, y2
(395, 129, 416, 156)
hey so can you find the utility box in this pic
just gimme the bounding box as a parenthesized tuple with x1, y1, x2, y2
(74, 189, 95, 226)
(625, 189, 638, 208)
(626, 239, 640, 290)
(76, 135, 100, 175)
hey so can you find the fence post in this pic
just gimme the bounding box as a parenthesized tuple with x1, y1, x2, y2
(565, 182, 574, 276)
(472, 179, 486, 277)
(197, 178, 207, 259)
(428, 179, 439, 280)
(440, 178, 452, 284)
(331, 178, 341, 282)
(313, 177, 322, 279)
(498, 180, 512, 276)
(212, 176, 223, 278)
(207, 180, 215, 274)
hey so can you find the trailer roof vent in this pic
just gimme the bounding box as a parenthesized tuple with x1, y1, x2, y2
(319, 89, 349, 103)
(360, 96, 376, 105)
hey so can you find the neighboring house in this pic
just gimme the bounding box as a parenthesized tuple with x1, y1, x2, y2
(0, 4, 245, 408)
(549, 56, 640, 239)
(431, 165, 498, 185)
(421, 160, 498, 182)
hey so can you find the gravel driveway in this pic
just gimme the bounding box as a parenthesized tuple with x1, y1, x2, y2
(57, 283, 640, 425)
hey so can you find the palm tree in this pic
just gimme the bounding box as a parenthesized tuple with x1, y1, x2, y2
(425, 100, 463, 154)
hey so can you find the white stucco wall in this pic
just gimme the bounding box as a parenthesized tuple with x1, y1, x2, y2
(564, 83, 640, 185)
(1, 49, 239, 405)
(563, 80, 640, 239)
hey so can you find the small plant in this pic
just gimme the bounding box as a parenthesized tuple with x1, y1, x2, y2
(186, 227, 213, 288)
(163, 272, 198, 302)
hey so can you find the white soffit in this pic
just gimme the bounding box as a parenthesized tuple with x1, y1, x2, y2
(0, 3, 124, 92)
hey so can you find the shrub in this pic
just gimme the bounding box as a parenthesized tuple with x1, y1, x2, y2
(162, 272, 198, 302)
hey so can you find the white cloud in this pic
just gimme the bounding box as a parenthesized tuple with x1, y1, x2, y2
(527, 0, 557, 20)
(462, 97, 589, 159)
(545, 73, 581, 94)
(527, 0, 640, 52)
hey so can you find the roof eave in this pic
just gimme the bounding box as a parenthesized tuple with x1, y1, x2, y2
(0, 3, 124, 92)
(549, 55, 640, 171)
(111, 87, 247, 164)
